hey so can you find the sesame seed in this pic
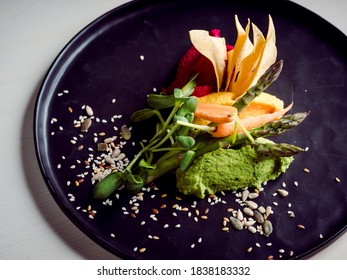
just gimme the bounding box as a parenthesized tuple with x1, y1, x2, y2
(304, 168, 310, 173)
(335, 177, 341, 183)
(139, 55, 145, 61)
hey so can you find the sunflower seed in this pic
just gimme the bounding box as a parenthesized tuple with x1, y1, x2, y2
(257, 206, 266, 214)
(277, 189, 289, 197)
(236, 209, 243, 221)
(243, 207, 254, 217)
(241, 190, 249, 201)
(248, 192, 259, 199)
(248, 226, 257, 234)
(245, 201, 258, 210)
(85, 105, 94, 116)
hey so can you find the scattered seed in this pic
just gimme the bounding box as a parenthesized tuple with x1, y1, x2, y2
(222, 227, 229, 232)
(81, 118, 92, 132)
(243, 207, 254, 217)
(248, 226, 257, 234)
(297, 224, 305, 229)
(236, 209, 243, 221)
(241, 190, 249, 201)
(258, 206, 266, 214)
(248, 192, 259, 199)
(121, 125, 131, 140)
(277, 189, 289, 197)
(303, 168, 310, 173)
(253, 210, 264, 224)
(139, 247, 146, 253)
(230, 217, 243, 230)
(245, 201, 258, 210)
(335, 177, 341, 183)
(263, 220, 273, 237)
(247, 247, 253, 253)
(85, 105, 94, 116)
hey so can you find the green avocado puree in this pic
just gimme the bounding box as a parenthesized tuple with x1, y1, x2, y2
(176, 140, 293, 198)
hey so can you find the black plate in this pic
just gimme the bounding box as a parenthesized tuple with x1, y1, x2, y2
(34, 0, 347, 259)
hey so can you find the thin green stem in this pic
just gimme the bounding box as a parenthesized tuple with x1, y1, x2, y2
(176, 120, 215, 132)
(231, 114, 255, 143)
(125, 137, 161, 171)
(149, 123, 180, 151)
(151, 147, 187, 153)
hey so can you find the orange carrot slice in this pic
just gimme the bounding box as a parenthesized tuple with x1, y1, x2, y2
(194, 103, 238, 123)
(210, 103, 293, 138)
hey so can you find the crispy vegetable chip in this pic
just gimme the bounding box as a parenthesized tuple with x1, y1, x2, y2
(189, 30, 227, 92)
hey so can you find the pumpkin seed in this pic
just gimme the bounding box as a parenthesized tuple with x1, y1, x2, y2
(263, 220, 273, 237)
(121, 125, 131, 140)
(254, 210, 265, 224)
(230, 217, 243, 230)
(81, 118, 92, 132)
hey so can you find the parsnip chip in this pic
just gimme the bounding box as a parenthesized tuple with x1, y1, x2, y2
(231, 23, 266, 98)
(228, 15, 277, 100)
(251, 15, 277, 84)
(225, 16, 253, 91)
(189, 30, 227, 92)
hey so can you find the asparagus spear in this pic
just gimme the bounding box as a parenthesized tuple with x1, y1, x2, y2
(146, 112, 308, 183)
(250, 142, 305, 157)
(233, 60, 283, 112)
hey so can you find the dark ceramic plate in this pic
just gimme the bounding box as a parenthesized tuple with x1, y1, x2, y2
(34, 0, 347, 259)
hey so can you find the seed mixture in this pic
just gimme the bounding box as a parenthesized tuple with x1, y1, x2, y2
(48, 89, 321, 259)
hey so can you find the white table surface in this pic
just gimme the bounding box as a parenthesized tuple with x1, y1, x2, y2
(1, 0, 346, 260)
